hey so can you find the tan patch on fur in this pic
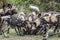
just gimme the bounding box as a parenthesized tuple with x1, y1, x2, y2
(0, 9, 4, 14)
(29, 16, 32, 22)
(28, 23, 31, 28)
(11, 5, 17, 10)
(21, 27, 26, 31)
(51, 14, 57, 22)
(32, 26, 36, 30)
(43, 16, 50, 22)
(34, 18, 40, 27)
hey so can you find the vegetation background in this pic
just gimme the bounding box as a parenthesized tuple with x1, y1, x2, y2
(0, 0, 60, 40)
(0, 0, 60, 14)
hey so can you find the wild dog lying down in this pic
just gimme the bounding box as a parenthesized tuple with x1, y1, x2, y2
(27, 11, 42, 34)
(27, 12, 37, 34)
(16, 12, 27, 35)
(27, 5, 42, 34)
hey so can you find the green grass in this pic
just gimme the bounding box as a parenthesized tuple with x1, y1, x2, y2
(0, 29, 60, 40)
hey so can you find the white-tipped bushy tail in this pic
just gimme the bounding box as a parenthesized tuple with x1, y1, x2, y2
(29, 5, 40, 13)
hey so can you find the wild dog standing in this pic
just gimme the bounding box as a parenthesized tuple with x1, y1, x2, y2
(41, 13, 50, 40)
(1, 4, 18, 37)
(0, 4, 12, 37)
(48, 12, 60, 34)
(41, 12, 60, 40)
(51, 12, 60, 34)
(56, 14, 60, 33)
(6, 4, 18, 35)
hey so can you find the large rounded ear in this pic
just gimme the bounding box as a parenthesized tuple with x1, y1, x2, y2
(7, 4, 12, 8)
(11, 5, 17, 10)
(38, 13, 41, 17)
(11, 5, 18, 14)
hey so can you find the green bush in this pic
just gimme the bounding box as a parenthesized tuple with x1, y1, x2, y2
(0, 0, 60, 14)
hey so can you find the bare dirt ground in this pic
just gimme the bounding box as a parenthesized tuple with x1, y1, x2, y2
(0, 29, 60, 40)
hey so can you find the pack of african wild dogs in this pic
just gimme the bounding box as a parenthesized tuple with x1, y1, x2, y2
(0, 4, 60, 40)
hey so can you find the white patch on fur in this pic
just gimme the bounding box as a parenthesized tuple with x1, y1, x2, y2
(4, 32, 8, 37)
(46, 32, 48, 38)
(32, 27, 36, 30)
(1, 16, 10, 19)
